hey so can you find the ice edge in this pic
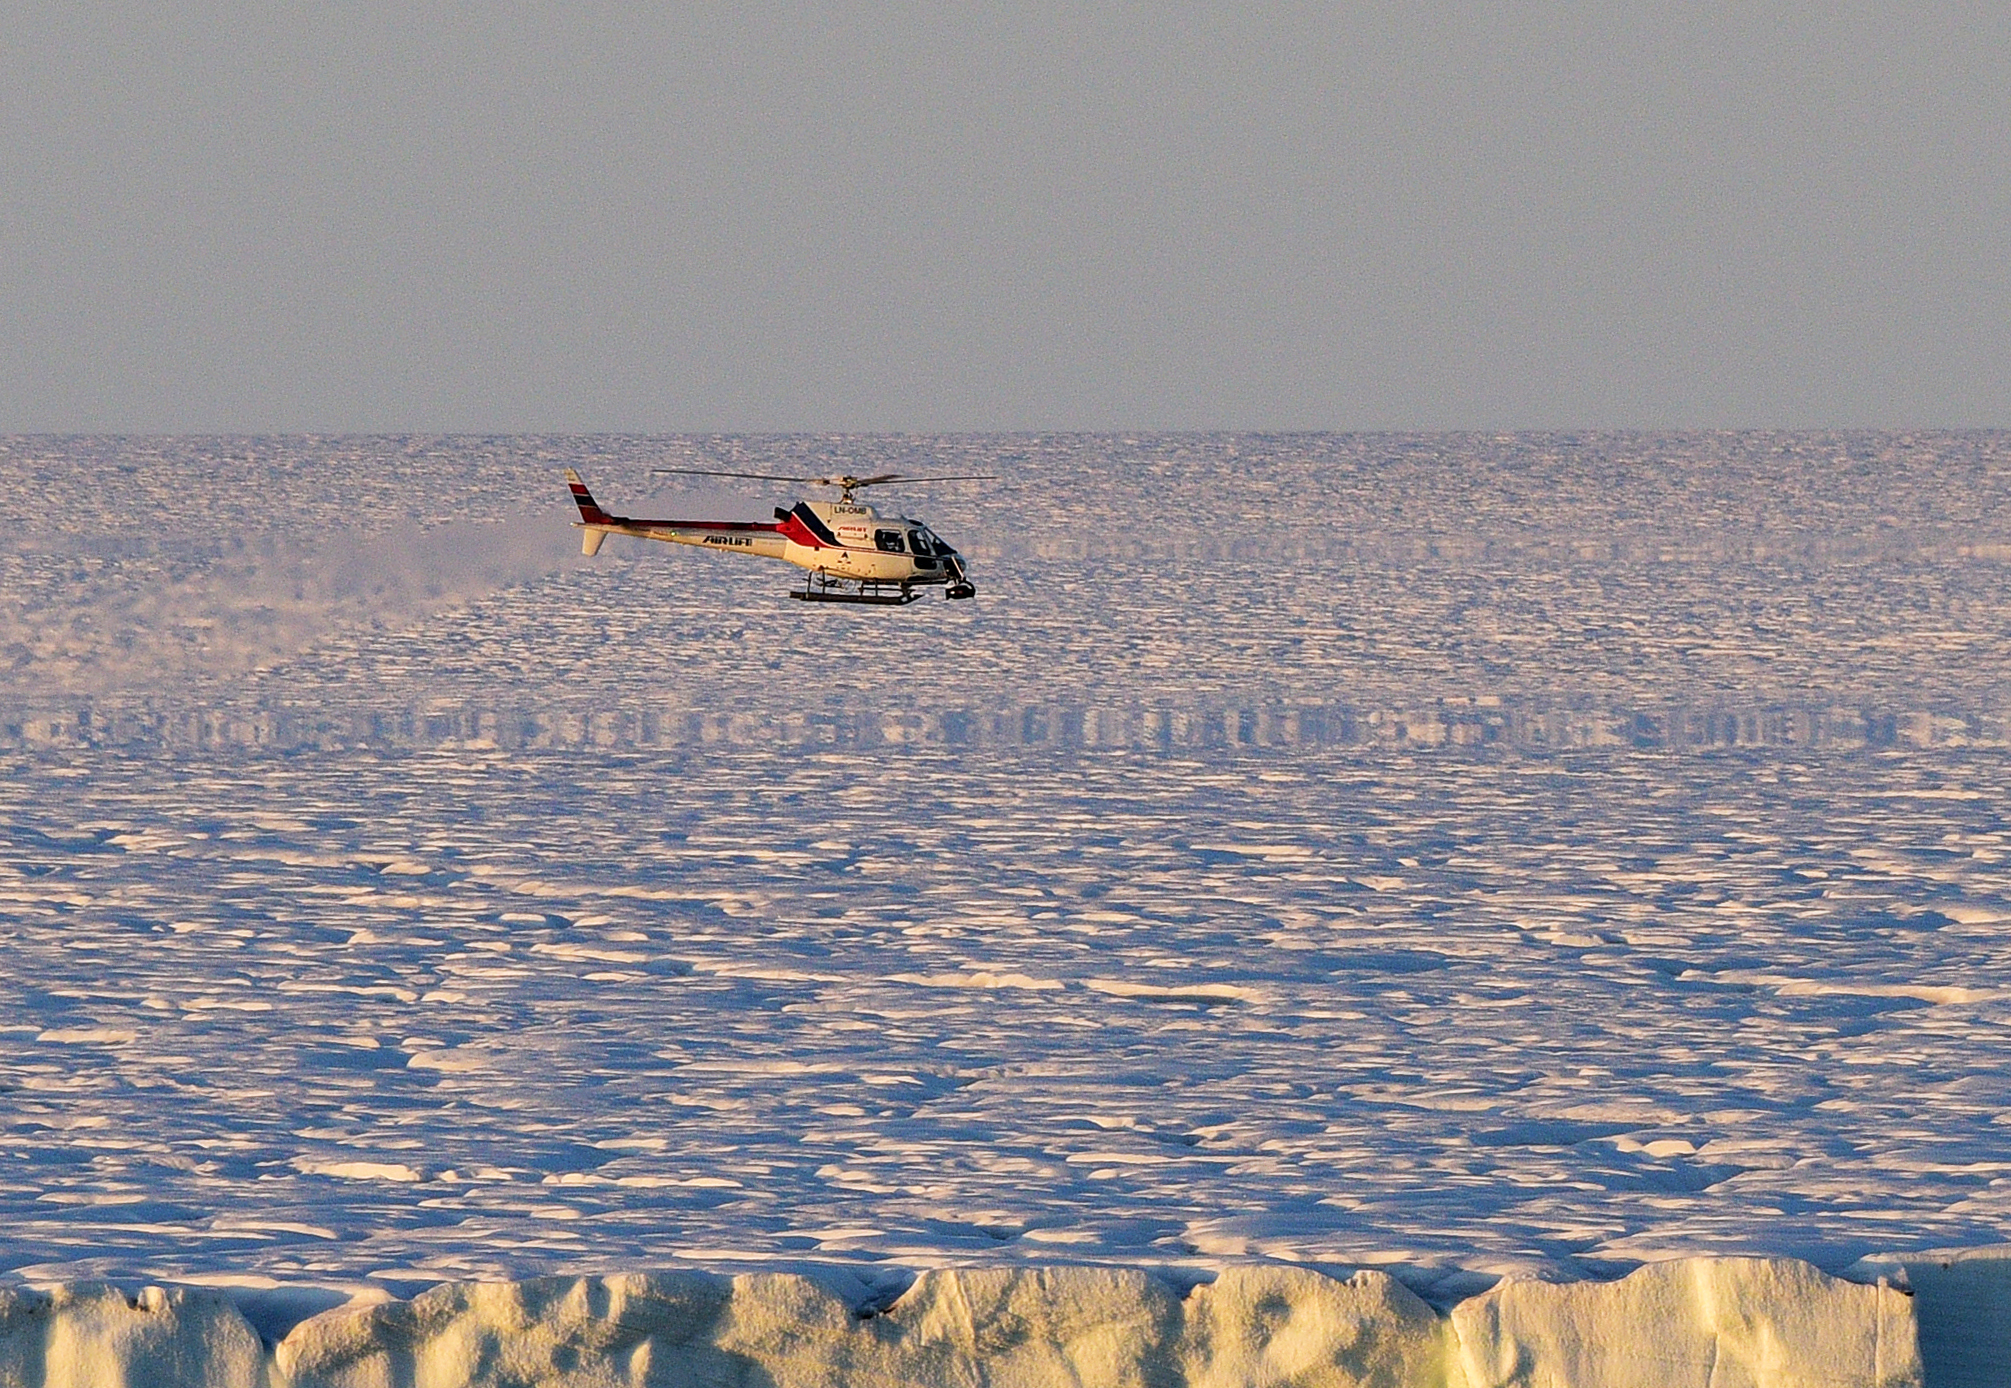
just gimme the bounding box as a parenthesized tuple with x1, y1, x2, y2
(5, 1251, 1992, 1388)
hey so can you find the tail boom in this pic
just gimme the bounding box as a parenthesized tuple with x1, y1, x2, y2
(565, 469, 788, 559)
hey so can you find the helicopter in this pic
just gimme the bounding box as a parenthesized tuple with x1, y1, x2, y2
(563, 467, 990, 605)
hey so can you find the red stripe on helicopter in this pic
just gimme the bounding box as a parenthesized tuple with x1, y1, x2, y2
(776, 515, 823, 548)
(644, 520, 781, 531)
(778, 503, 841, 549)
(616, 519, 784, 535)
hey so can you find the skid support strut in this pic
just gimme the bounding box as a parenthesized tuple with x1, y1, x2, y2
(788, 570, 921, 605)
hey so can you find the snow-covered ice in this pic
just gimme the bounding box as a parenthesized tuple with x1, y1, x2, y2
(0, 1259, 1926, 1387)
(2, 433, 2009, 1380)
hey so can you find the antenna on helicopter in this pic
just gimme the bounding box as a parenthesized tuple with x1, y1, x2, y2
(652, 467, 997, 504)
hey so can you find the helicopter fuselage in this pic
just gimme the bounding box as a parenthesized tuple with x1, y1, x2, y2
(565, 471, 976, 601)
(644, 500, 957, 584)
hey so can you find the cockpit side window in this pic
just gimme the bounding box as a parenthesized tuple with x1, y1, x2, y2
(874, 529, 906, 553)
(909, 529, 938, 555)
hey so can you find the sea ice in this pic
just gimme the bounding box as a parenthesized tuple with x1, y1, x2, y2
(1, 432, 2008, 1380)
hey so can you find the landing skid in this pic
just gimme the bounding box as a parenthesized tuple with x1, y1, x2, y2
(788, 572, 922, 606)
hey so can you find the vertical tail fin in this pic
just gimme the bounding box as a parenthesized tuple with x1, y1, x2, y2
(565, 468, 616, 555)
(564, 468, 614, 525)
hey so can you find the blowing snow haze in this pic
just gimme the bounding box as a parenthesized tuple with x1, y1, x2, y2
(2, 2, 2008, 432)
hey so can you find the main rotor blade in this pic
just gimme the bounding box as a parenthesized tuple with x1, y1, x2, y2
(651, 466, 999, 490)
(652, 467, 821, 484)
(841, 473, 999, 488)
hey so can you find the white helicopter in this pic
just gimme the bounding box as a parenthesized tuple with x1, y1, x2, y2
(564, 466, 990, 605)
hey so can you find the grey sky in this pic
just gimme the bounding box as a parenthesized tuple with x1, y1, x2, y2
(2, 3, 2006, 431)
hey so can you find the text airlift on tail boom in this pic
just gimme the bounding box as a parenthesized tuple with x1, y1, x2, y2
(564, 467, 987, 605)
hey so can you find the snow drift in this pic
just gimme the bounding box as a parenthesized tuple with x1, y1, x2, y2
(0, 1258, 1928, 1388)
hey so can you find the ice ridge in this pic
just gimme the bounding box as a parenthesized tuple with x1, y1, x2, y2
(0, 1257, 1937, 1388)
